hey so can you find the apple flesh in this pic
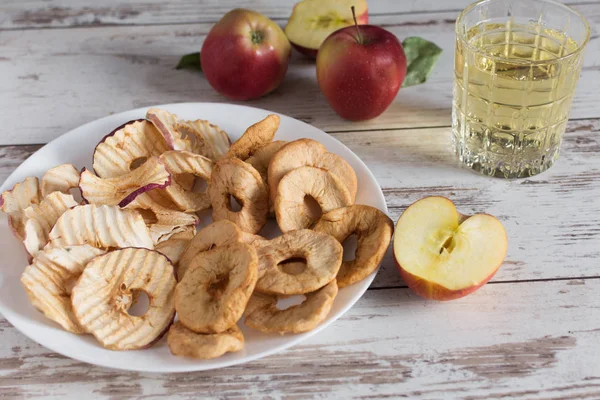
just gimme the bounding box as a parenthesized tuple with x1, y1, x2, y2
(316, 24, 406, 121)
(200, 9, 291, 101)
(393, 197, 508, 301)
(285, 0, 368, 58)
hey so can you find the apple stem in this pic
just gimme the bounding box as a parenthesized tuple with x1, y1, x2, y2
(351, 6, 363, 44)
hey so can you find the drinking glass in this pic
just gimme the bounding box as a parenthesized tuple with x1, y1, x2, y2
(453, 0, 590, 178)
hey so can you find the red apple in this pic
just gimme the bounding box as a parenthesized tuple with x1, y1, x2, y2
(285, 0, 368, 59)
(393, 197, 508, 301)
(316, 11, 406, 121)
(200, 9, 291, 101)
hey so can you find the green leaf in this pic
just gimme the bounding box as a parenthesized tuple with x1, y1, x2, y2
(401, 37, 442, 87)
(176, 52, 202, 71)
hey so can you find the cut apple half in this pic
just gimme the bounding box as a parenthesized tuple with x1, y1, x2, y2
(393, 196, 508, 301)
(285, 0, 368, 58)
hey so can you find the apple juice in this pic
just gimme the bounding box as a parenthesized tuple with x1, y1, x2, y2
(453, 21, 585, 178)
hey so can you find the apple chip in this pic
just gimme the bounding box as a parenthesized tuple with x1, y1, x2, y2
(151, 150, 213, 212)
(80, 156, 171, 207)
(47, 204, 153, 250)
(147, 108, 231, 160)
(93, 119, 169, 179)
(227, 114, 279, 160)
(0, 176, 41, 240)
(314, 205, 394, 288)
(208, 158, 269, 233)
(246, 140, 287, 183)
(71, 248, 176, 350)
(168, 321, 244, 359)
(254, 229, 343, 295)
(268, 138, 357, 202)
(41, 164, 81, 198)
(178, 220, 250, 281)
(21, 245, 106, 333)
(155, 226, 196, 264)
(23, 192, 78, 259)
(245, 280, 338, 334)
(175, 243, 258, 333)
(275, 166, 352, 232)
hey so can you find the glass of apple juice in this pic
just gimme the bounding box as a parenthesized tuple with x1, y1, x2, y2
(453, 0, 590, 178)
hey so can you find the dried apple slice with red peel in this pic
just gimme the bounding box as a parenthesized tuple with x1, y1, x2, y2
(80, 157, 171, 207)
(41, 164, 81, 198)
(23, 192, 78, 259)
(0, 176, 41, 240)
(93, 119, 169, 179)
(47, 204, 154, 250)
(393, 196, 508, 301)
(147, 108, 231, 160)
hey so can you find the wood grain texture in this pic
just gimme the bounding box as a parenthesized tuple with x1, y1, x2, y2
(2, 0, 594, 29)
(1, 119, 599, 289)
(1, 7, 599, 145)
(0, 279, 599, 398)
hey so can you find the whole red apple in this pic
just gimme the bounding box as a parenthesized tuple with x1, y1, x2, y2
(316, 20, 406, 121)
(200, 9, 291, 101)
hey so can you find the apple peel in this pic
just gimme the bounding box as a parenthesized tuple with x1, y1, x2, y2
(71, 248, 177, 350)
(314, 205, 393, 288)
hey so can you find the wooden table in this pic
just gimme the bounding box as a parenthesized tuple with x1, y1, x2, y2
(1, 0, 600, 398)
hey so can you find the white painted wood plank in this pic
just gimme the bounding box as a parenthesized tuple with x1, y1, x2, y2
(2, 0, 594, 29)
(1, 279, 599, 398)
(1, 119, 599, 288)
(1, 7, 599, 145)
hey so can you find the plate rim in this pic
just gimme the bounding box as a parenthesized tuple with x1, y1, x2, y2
(0, 102, 388, 372)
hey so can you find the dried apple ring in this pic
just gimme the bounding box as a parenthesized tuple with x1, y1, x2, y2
(268, 138, 358, 203)
(245, 280, 338, 334)
(254, 229, 343, 295)
(167, 321, 244, 359)
(0, 176, 41, 240)
(313, 205, 394, 288)
(178, 220, 248, 281)
(175, 243, 258, 333)
(208, 158, 269, 233)
(41, 164, 81, 198)
(21, 245, 106, 334)
(155, 226, 196, 264)
(93, 119, 169, 179)
(23, 192, 78, 259)
(71, 248, 177, 350)
(47, 204, 153, 250)
(80, 156, 171, 207)
(274, 166, 352, 232)
(246, 140, 288, 182)
(227, 114, 280, 160)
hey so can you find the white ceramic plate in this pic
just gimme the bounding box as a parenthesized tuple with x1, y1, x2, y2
(0, 103, 388, 372)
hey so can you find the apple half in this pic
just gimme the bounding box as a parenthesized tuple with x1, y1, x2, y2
(393, 197, 508, 301)
(285, 0, 368, 58)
